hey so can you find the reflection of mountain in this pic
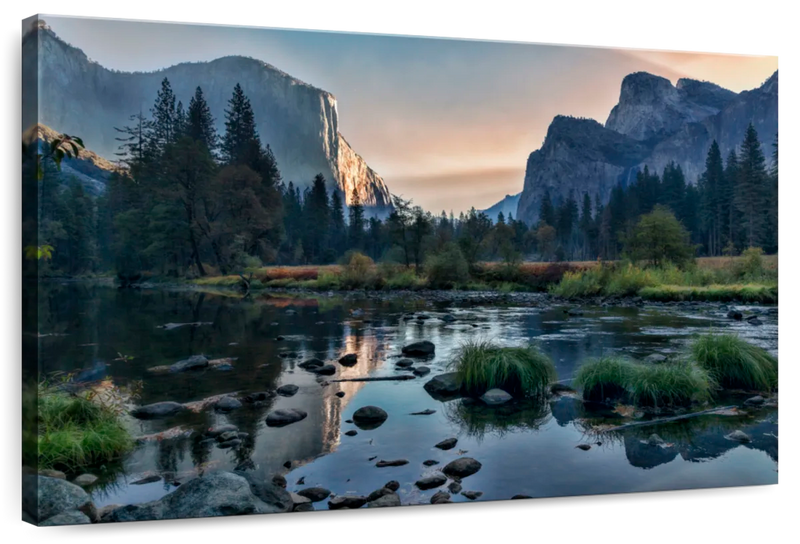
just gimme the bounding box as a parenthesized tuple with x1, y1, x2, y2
(622, 412, 778, 470)
(39, 285, 394, 505)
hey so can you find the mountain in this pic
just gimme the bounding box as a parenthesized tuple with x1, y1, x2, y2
(481, 193, 521, 223)
(22, 23, 392, 210)
(23, 123, 120, 196)
(517, 70, 778, 225)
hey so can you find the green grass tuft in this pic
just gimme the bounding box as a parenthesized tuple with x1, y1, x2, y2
(38, 386, 134, 471)
(449, 340, 556, 398)
(574, 356, 638, 402)
(690, 333, 778, 391)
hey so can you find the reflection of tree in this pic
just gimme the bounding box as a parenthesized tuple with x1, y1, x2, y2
(156, 435, 188, 479)
(444, 397, 551, 440)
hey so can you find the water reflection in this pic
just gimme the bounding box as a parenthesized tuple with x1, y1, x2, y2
(36, 284, 778, 507)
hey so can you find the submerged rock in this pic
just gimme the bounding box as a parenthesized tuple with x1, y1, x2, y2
(448, 482, 463, 494)
(395, 359, 415, 368)
(169, 355, 209, 373)
(401, 340, 436, 357)
(298, 358, 325, 369)
(412, 366, 431, 377)
(423, 460, 440, 466)
(424, 372, 463, 398)
(375, 459, 408, 467)
(727, 310, 743, 320)
(744, 395, 766, 406)
(310, 364, 336, 376)
(366, 487, 395, 502)
(576, 444, 592, 451)
(72, 474, 99, 487)
(480, 388, 513, 406)
(726, 430, 752, 443)
(266, 409, 308, 427)
(511, 494, 532, 500)
(215, 396, 242, 412)
(410, 409, 436, 415)
(344, 430, 358, 437)
(131, 401, 186, 420)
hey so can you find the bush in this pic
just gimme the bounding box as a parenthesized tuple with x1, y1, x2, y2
(424, 243, 470, 288)
(690, 333, 778, 391)
(449, 340, 556, 398)
(735, 247, 765, 279)
(339, 251, 376, 289)
(624, 205, 696, 268)
(379, 263, 427, 290)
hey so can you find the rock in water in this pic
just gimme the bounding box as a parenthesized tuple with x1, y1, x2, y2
(423, 372, 463, 398)
(375, 459, 409, 467)
(310, 364, 336, 376)
(384, 480, 400, 492)
(276, 384, 299, 397)
(643, 353, 668, 364)
(443, 458, 482, 478)
(131, 401, 186, 420)
(412, 366, 431, 377)
(352, 406, 388, 429)
(215, 396, 242, 412)
(727, 310, 744, 320)
(744, 395, 765, 406)
(435, 437, 458, 450)
(415, 475, 447, 490)
(367, 493, 401, 508)
(431, 491, 451, 504)
(169, 355, 209, 373)
(72, 474, 99, 487)
(338, 353, 358, 366)
(297, 487, 331, 502)
(328, 495, 367, 510)
(266, 409, 308, 427)
(401, 341, 436, 357)
(480, 388, 513, 406)
(298, 358, 325, 369)
(462, 491, 483, 500)
(395, 359, 415, 368)
(726, 430, 752, 443)
(40, 510, 92, 526)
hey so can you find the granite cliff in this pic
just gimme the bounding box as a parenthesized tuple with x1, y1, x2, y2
(517, 70, 778, 225)
(23, 24, 392, 209)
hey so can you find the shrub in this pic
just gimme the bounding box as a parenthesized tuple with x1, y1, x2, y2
(449, 340, 556, 398)
(424, 243, 470, 288)
(690, 333, 778, 391)
(624, 205, 696, 268)
(379, 263, 427, 290)
(735, 247, 765, 279)
(339, 251, 376, 289)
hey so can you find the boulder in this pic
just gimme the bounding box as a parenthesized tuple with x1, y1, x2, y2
(422, 460, 440, 466)
(266, 408, 308, 427)
(744, 395, 766, 406)
(748, 318, 763, 326)
(443, 458, 482, 478)
(290, 492, 312, 508)
(441, 314, 457, 323)
(72, 474, 99, 487)
(106, 472, 274, 521)
(38, 469, 66, 480)
(480, 388, 513, 406)
(243, 391, 271, 403)
(40, 510, 92, 526)
(169, 355, 209, 373)
(344, 430, 358, 437)
(726, 430, 752, 443)
(352, 406, 389, 429)
(367, 493, 401, 508)
(423, 372, 463, 398)
(395, 359, 415, 368)
(435, 437, 458, 450)
(462, 491, 483, 500)
(727, 310, 743, 320)
(23, 475, 95, 524)
(412, 366, 431, 377)
(384, 480, 400, 492)
(310, 364, 336, 376)
(402, 340, 436, 357)
(430, 491, 451, 504)
(366, 487, 395, 502)
(131, 401, 186, 420)
(233, 471, 293, 513)
(448, 482, 463, 494)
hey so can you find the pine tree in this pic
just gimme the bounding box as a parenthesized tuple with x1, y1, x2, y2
(175, 101, 187, 139)
(348, 187, 365, 250)
(735, 123, 769, 248)
(660, 162, 687, 221)
(698, 140, 725, 255)
(187, 86, 217, 154)
(579, 193, 594, 259)
(723, 150, 740, 250)
(539, 190, 556, 227)
(302, 174, 331, 263)
(151, 78, 177, 152)
(221, 83, 261, 167)
(330, 190, 346, 256)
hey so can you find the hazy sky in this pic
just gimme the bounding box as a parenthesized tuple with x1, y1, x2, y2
(42, 16, 777, 214)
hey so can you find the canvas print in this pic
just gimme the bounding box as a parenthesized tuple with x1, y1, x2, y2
(21, 14, 778, 526)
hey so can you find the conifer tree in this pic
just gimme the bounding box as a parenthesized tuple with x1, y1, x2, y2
(348, 187, 365, 250)
(221, 83, 261, 167)
(151, 78, 177, 152)
(539, 190, 556, 227)
(330, 190, 346, 256)
(187, 86, 217, 154)
(698, 140, 725, 255)
(735, 123, 769, 248)
(302, 174, 331, 263)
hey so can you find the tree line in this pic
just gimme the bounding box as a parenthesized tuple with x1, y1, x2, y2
(34, 78, 777, 278)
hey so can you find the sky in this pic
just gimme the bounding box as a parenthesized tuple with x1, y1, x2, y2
(42, 15, 778, 215)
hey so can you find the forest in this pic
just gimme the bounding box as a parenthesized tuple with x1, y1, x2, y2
(33, 77, 778, 279)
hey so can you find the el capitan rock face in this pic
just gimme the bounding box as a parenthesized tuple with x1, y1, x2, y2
(24, 25, 392, 210)
(517, 71, 777, 225)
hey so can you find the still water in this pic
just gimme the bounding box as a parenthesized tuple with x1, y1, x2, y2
(37, 284, 778, 508)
